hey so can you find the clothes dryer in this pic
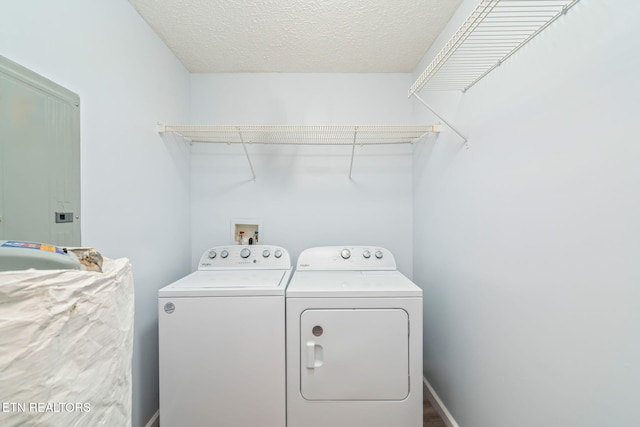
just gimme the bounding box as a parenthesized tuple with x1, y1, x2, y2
(158, 245, 292, 427)
(286, 246, 423, 427)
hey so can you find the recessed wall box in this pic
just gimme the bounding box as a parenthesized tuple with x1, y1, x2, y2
(231, 219, 263, 244)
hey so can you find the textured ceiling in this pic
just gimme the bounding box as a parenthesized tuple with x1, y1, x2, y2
(128, 0, 463, 73)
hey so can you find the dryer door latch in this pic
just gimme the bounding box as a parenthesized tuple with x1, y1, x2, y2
(306, 341, 324, 369)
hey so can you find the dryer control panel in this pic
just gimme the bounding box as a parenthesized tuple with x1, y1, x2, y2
(296, 246, 396, 271)
(198, 245, 291, 270)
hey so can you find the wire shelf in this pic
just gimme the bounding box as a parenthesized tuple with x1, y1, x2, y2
(157, 123, 440, 180)
(409, 0, 580, 96)
(158, 124, 440, 145)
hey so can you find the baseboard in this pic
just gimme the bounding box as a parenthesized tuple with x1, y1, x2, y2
(423, 376, 460, 427)
(144, 410, 159, 427)
(149, 383, 449, 427)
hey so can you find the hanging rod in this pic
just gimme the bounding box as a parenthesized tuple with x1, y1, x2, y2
(408, 0, 581, 96)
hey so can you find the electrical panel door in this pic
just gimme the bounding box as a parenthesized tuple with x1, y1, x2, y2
(300, 308, 409, 401)
(0, 55, 80, 246)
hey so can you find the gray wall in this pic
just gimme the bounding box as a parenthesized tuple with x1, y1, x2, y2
(0, 1, 191, 426)
(412, 1, 640, 426)
(189, 73, 417, 276)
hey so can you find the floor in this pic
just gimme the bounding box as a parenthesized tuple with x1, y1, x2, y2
(424, 382, 448, 427)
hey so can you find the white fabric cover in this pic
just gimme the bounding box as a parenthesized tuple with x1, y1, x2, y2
(0, 258, 134, 427)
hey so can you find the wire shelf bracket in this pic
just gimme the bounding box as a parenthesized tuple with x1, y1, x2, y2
(237, 126, 256, 181)
(413, 94, 468, 144)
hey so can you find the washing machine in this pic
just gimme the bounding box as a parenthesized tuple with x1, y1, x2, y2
(158, 245, 292, 427)
(286, 246, 423, 427)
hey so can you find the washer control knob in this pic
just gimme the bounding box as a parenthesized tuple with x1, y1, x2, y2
(240, 248, 251, 259)
(341, 249, 351, 259)
(262, 250, 271, 258)
(274, 249, 283, 258)
(375, 250, 383, 259)
(363, 250, 371, 259)
(220, 250, 229, 258)
(208, 250, 217, 259)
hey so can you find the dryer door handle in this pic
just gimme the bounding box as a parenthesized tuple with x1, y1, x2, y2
(306, 341, 323, 369)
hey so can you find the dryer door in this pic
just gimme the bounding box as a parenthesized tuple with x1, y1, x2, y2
(300, 308, 409, 401)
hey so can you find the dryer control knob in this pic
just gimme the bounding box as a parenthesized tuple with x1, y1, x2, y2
(363, 250, 371, 259)
(262, 250, 271, 258)
(375, 250, 383, 259)
(341, 249, 351, 259)
(221, 250, 229, 258)
(274, 249, 283, 258)
(240, 248, 251, 259)
(208, 250, 217, 259)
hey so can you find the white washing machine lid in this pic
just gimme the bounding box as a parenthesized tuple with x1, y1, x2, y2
(286, 270, 422, 298)
(159, 269, 292, 297)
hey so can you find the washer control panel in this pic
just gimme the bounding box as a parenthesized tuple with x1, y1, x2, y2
(198, 245, 290, 270)
(296, 246, 396, 271)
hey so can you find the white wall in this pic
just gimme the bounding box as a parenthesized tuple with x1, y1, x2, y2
(1, 1, 191, 426)
(189, 73, 417, 275)
(412, 1, 640, 426)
